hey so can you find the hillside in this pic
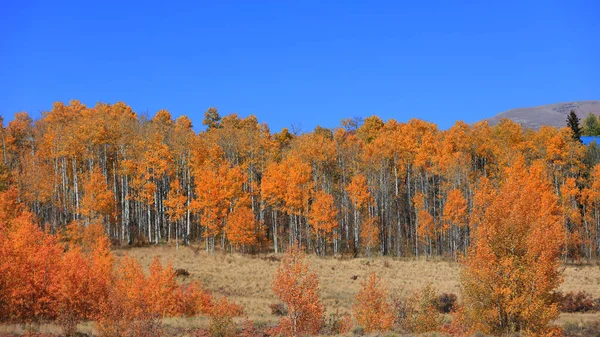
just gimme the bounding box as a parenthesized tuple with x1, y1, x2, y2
(487, 100, 600, 129)
(2, 245, 600, 335)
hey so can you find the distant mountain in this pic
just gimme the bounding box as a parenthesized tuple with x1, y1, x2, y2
(487, 101, 600, 129)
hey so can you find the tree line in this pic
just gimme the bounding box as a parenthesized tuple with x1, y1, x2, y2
(1, 100, 599, 259)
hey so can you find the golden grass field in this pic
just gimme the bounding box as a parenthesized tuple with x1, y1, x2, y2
(3, 244, 600, 335)
(127, 245, 600, 326)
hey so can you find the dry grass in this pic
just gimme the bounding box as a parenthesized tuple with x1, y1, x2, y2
(124, 245, 600, 326)
(121, 245, 462, 320)
(3, 245, 600, 335)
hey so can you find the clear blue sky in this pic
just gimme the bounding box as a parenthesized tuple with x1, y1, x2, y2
(1, 1, 598, 132)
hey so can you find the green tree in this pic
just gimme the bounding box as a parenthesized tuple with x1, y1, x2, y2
(583, 113, 600, 136)
(566, 110, 583, 142)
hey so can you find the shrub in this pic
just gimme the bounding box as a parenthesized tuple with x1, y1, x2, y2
(175, 268, 190, 277)
(240, 318, 271, 337)
(553, 291, 597, 313)
(434, 293, 457, 314)
(272, 247, 324, 336)
(174, 280, 213, 316)
(269, 302, 288, 316)
(95, 256, 196, 337)
(353, 272, 394, 333)
(444, 305, 472, 336)
(240, 319, 258, 337)
(207, 297, 244, 337)
(394, 284, 443, 334)
(324, 310, 353, 335)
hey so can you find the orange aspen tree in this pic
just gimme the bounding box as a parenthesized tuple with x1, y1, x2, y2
(581, 164, 600, 257)
(461, 158, 565, 336)
(262, 160, 287, 253)
(165, 178, 187, 248)
(192, 145, 245, 252)
(282, 156, 313, 248)
(413, 192, 435, 257)
(80, 166, 115, 226)
(96, 255, 154, 336)
(308, 191, 338, 255)
(226, 204, 257, 251)
(272, 247, 324, 336)
(262, 155, 313, 250)
(0, 186, 24, 225)
(443, 188, 469, 257)
(346, 174, 372, 255)
(361, 216, 380, 257)
(353, 272, 394, 332)
(471, 177, 496, 228)
(560, 177, 584, 261)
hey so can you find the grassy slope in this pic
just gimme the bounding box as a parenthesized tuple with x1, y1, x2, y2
(124, 245, 600, 321)
(2, 244, 600, 335)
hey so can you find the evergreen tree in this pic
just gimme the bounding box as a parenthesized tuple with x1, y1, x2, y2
(566, 110, 583, 142)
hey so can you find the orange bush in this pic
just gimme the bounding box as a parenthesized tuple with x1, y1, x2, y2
(206, 296, 245, 337)
(326, 310, 354, 335)
(272, 247, 324, 336)
(56, 221, 114, 335)
(95, 256, 179, 336)
(174, 280, 213, 316)
(0, 191, 243, 336)
(0, 212, 62, 323)
(353, 272, 394, 332)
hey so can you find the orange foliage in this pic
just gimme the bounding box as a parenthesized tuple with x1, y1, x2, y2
(80, 166, 115, 222)
(62, 220, 109, 253)
(262, 156, 313, 216)
(361, 216, 380, 256)
(0, 186, 24, 227)
(56, 222, 113, 336)
(272, 247, 324, 336)
(0, 212, 62, 323)
(95, 256, 177, 336)
(346, 174, 372, 210)
(165, 178, 187, 223)
(308, 191, 338, 241)
(414, 192, 435, 252)
(561, 177, 584, 260)
(443, 189, 468, 229)
(461, 157, 565, 336)
(353, 272, 394, 332)
(226, 205, 257, 249)
(192, 146, 245, 250)
(5, 99, 597, 262)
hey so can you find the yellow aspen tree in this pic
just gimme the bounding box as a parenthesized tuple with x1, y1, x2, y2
(461, 157, 564, 336)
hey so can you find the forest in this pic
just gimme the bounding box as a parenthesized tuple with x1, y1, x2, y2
(0, 100, 598, 259)
(1, 100, 600, 336)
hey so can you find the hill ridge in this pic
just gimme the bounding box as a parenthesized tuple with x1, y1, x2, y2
(486, 100, 600, 129)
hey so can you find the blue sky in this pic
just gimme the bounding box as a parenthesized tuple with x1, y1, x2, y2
(1, 1, 598, 132)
